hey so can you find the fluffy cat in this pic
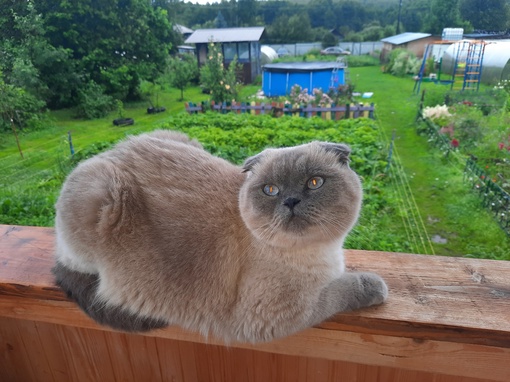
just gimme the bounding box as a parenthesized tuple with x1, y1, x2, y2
(53, 130, 388, 343)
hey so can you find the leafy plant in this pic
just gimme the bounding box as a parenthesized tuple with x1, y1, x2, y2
(166, 56, 197, 101)
(384, 48, 420, 77)
(199, 42, 240, 103)
(75, 81, 115, 119)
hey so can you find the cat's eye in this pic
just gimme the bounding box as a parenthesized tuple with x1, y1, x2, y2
(263, 185, 279, 196)
(307, 177, 324, 190)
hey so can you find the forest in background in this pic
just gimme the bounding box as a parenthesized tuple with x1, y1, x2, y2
(1, 0, 510, 128)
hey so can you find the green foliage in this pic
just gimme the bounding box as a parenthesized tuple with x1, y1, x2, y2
(384, 49, 420, 77)
(166, 56, 198, 101)
(321, 33, 339, 49)
(75, 81, 115, 120)
(460, 0, 509, 31)
(0, 71, 47, 132)
(200, 42, 240, 103)
(37, 0, 178, 101)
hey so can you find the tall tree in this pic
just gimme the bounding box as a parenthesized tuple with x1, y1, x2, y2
(37, 0, 177, 100)
(424, 0, 471, 34)
(460, 0, 509, 31)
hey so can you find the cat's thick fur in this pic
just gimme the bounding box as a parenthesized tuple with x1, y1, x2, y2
(53, 130, 388, 343)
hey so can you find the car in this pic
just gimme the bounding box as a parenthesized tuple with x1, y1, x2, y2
(320, 47, 351, 56)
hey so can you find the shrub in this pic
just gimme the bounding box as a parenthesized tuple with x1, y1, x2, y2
(0, 71, 47, 132)
(75, 81, 115, 119)
(200, 42, 240, 103)
(384, 48, 420, 77)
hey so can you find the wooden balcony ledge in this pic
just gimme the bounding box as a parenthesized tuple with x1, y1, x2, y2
(1, 224, 509, 382)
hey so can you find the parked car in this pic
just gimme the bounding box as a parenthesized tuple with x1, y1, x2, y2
(320, 47, 351, 56)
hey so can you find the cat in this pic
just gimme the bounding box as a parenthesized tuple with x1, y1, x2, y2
(53, 129, 388, 343)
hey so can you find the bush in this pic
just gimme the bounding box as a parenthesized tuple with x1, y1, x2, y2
(384, 48, 420, 77)
(0, 71, 47, 132)
(200, 42, 240, 103)
(75, 81, 115, 119)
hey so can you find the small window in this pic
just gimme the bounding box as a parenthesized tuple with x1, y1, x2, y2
(223, 43, 236, 61)
(238, 43, 249, 62)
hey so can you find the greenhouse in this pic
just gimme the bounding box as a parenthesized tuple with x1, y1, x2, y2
(441, 40, 510, 85)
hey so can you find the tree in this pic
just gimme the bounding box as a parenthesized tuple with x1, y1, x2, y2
(200, 42, 239, 103)
(37, 0, 177, 101)
(460, 0, 509, 31)
(167, 56, 197, 101)
(267, 14, 313, 44)
(423, 0, 471, 35)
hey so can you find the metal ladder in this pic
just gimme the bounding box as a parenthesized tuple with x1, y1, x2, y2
(462, 42, 486, 91)
(329, 57, 348, 90)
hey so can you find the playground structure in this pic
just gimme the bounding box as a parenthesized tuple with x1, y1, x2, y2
(414, 39, 487, 94)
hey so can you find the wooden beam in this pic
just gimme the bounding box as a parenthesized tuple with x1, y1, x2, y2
(1, 225, 510, 381)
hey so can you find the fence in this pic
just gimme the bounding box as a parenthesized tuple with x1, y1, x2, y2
(464, 156, 510, 236)
(416, 91, 510, 236)
(185, 101, 375, 120)
(267, 41, 383, 56)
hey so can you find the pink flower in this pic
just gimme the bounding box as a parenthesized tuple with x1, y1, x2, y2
(451, 138, 459, 148)
(499, 142, 505, 150)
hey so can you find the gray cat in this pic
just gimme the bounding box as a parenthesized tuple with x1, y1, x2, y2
(53, 130, 388, 343)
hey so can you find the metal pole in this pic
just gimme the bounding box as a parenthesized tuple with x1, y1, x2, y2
(396, 0, 403, 34)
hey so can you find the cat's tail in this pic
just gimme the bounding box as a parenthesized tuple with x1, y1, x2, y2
(52, 262, 168, 332)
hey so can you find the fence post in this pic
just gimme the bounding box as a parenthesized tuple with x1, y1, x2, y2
(345, 103, 350, 119)
(68, 131, 75, 157)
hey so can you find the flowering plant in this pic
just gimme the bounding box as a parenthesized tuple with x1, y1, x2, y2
(422, 104, 452, 126)
(288, 85, 333, 106)
(199, 41, 239, 103)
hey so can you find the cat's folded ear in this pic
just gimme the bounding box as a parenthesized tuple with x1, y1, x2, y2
(242, 153, 262, 173)
(319, 142, 351, 164)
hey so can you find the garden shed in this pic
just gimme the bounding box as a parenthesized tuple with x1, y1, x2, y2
(185, 27, 265, 83)
(380, 32, 434, 61)
(262, 62, 346, 97)
(441, 40, 510, 85)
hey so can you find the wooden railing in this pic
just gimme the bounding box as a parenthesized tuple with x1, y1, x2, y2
(1, 224, 509, 382)
(185, 101, 375, 120)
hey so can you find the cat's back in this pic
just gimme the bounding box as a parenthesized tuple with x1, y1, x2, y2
(56, 130, 246, 255)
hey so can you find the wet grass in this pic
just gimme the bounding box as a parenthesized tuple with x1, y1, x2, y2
(352, 66, 509, 259)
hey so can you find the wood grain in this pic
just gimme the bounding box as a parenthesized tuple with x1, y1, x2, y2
(1, 224, 510, 381)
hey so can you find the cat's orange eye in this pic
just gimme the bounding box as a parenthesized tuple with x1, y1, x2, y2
(308, 176, 324, 190)
(263, 184, 279, 196)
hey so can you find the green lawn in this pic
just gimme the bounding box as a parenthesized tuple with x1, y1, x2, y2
(352, 66, 509, 259)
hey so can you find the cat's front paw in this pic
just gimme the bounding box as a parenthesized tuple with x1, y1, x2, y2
(358, 272, 388, 307)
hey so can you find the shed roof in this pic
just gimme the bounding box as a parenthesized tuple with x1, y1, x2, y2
(185, 27, 265, 44)
(174, 24, 194, 35)
(381, 32, 432, 45)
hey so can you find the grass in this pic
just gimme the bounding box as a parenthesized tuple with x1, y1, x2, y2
(352, 66, 510, 259)
(1, 69, 508, 259)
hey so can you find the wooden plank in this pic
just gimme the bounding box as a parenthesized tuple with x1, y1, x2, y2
(2, 225, 509, 346)
(1, 225, 510, 381)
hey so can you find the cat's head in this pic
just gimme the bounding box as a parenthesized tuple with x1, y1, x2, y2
(239, 141, 362, 248)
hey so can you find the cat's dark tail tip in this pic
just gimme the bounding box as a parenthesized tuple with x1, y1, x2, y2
(52, 261, 169, 333)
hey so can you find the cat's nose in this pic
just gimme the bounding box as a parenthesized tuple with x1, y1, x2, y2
(283, 197, 301, 209)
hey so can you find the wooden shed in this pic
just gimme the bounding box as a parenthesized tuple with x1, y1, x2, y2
(185, 27, 265, 84)
(380, 32, 435, 61)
